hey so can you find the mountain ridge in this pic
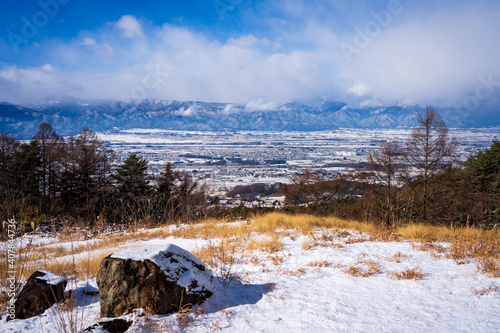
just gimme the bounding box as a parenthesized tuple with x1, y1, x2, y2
(0, 98, 495, 138)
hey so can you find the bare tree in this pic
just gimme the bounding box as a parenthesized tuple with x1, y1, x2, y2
(283, 169, 315, 207)
(368, 140, 404, 226)
(404, 106, 456, 222)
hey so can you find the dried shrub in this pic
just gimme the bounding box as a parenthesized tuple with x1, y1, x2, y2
(307, 260, 332, 268)
(387, 252, 412, 263)
(343, 259, 382, 277)
(472, 283, 500, 296)
(388, 267, 424, 280)
(192, 237, 244, 287)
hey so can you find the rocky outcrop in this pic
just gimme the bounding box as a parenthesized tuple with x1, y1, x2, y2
(96, 244, 213, 317)
(83, 318, 133, 333)
(7, 270, 67, 321)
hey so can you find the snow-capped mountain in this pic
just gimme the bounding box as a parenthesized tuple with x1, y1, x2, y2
(0, 98, 495, 138)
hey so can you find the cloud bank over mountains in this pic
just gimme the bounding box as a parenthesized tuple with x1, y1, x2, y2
(0, 0, 499, 115)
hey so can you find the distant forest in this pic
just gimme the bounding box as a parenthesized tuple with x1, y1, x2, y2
(280, 107, 499, 229)
(1, 106, 499, 235)
(0, 123, 210, 232)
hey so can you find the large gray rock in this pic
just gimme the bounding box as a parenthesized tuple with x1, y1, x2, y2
(7, 270, 67, 321)
(96, 243, 213, 317)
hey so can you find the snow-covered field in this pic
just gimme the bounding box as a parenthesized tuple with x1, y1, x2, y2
(2, 224, 499, 333)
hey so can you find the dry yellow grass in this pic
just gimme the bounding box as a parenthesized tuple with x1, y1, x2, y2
(405, 224, 500, 277)
(395, 224, 450, 242)
(282, 268, 305, 276)
(170, 219, 250, 240)
(477, 258, 500, 278)
(192, 237, 244, 286)
(472, 282, 499, 296)
(387, 252, 412, 263)
(268, 254, 283, 266)
(249, 212, 382, 235)
(412, 241, 448, 260)
(3, 211, 500, 311)
(388, 267, 424, 280)
(343, 258, 382, 277)
(246, 235, 283, 253)
(307, 260, 332, 268)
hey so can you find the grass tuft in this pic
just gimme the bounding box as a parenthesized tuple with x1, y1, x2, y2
(388, 267, 424, 280)
(247, 235, 283, 253)
(343, 258, 382, 277)
(472, 282, 499, 296)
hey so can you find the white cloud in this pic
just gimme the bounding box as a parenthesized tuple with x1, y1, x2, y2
(222, 104, 240, 114)
(245, 99, 280, 112)
(336, 2, 500, 107)
(360, 99, 383, 108)
(41, 64, 55, 72)
(81, 38, 114, 57)
(116, 15, 143, 38)
(174, 105, 198, 117)
(347, 83, 371, 97)
(1, 1, 500, 110)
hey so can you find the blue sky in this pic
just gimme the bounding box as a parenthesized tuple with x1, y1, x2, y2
(1, 0, 499, 113)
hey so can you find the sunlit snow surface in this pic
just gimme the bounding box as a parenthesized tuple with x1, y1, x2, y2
(2, 228, 499, 332)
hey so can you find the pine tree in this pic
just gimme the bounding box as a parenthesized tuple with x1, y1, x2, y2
(466, 139, 500, 193)
(115, 153, 150, 197)
(60, 128, 111, 218)
(9, 141, 41, 201)
(0, 131, 20, 198)
(157, 162, 175, 197)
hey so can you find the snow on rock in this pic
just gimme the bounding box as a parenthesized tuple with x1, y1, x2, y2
(36, 270, 67, 286)
(97, 243, 214, 317)
(110, 243, 213, 292)
(7, 271, 67, 321)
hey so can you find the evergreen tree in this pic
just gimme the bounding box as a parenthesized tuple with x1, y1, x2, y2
(155, 162, 178, 221)
(60, 128, 112, 219)
(0, 131, 20, 198)
(157, 162, 175, 197)
(9, 141, 41, 201)
(466, 139, 500, 193)
(115, 153, 150, 196)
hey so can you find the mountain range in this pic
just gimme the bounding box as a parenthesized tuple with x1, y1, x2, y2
(0, 98, 496, 139)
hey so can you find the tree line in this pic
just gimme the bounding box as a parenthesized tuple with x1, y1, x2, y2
(282, 106, 499, 228)
(0, 123, 209, 232)
(1, 106, 498, 232)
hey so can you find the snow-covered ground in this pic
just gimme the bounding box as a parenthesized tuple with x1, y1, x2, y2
(2, 227, 499, 333)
